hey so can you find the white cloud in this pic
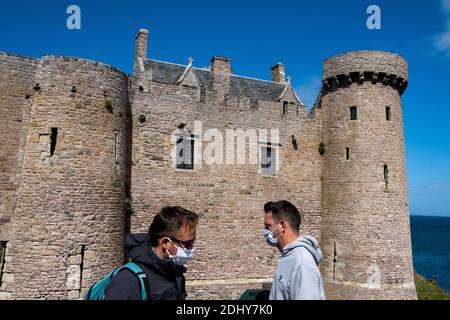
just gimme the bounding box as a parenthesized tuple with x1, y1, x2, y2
(443, 0, 450, 13)
(295, 76, 322, 109)
(434, 0, 450, 56)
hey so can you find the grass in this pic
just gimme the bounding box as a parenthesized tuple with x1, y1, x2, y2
(415, 272, 450, 300)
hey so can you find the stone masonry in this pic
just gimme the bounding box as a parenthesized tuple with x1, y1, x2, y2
(0, 29, 416, 300)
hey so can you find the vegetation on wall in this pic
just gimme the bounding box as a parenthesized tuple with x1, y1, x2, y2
(124, 197, 134, 216)
(104, 99, 113, 113)
(318, 142, 326, 156)
(138, 114, 146, 124)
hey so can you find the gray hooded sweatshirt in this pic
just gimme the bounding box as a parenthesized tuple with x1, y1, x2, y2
(269, 235, 325, 300)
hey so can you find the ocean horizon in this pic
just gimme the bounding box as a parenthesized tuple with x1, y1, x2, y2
(410, 215, 450, 294)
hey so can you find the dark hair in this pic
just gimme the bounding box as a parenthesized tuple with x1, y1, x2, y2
(264, 200, 301, 232)
(148, 206, 199, 247)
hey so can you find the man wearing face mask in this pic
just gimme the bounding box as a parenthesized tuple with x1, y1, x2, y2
(263, 200, 325, 300)
(103, 206, 198, 300)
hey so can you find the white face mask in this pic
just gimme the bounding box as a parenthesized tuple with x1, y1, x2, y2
(166, 238, 195, 266)
(263, 223, 281, 247)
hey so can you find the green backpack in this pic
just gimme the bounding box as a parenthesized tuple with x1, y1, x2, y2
(85, 262, 149, 300)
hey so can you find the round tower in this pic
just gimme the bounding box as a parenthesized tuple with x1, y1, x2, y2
(3, 56, 130, 299)
(320, 51, 416, 299)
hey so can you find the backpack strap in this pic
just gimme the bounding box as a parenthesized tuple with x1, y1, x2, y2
(121, 262, 150, 300)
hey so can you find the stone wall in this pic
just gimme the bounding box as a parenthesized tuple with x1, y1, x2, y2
(320, 51, 416, 299)
(0, 53, 37, 241)
(0, 37, 416, 301)
(0, 55, 131, 299)
(323, 50, 408, 82)
(129, 54, 323, 299)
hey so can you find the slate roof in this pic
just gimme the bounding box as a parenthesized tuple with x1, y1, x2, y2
(145, 59, 287, 102)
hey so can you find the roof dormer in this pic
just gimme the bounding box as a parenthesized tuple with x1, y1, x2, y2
(176, 57, 200, 88)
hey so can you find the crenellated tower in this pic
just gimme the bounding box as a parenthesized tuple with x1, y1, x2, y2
(319, 51, 416, 299)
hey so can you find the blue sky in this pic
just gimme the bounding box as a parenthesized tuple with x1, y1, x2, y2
(1, 0, 449, 216)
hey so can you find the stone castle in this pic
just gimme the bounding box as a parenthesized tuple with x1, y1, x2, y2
(0, 28, 416, 300)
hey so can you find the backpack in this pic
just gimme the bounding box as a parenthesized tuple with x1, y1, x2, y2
(85, 262, 149, 300)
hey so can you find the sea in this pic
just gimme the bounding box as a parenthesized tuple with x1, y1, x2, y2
(411, 215, 450, 293)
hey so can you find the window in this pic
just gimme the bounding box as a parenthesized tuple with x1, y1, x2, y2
(282, 101, 289, 115)
(50, 128, 58, 156)
(0, 241, 7, 286)
(386, 107, 391, 121)
(261, 146, 276, 176)
(346, 147, 350, 160)
(384, 164, 389, 189)
(176, 134, 194, 170)
(114, 133, 119, 171)
(350, 106, 357, 120)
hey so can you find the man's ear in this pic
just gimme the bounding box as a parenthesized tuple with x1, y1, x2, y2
(159, 237, 170, 247)
(280, 220, 288, 233)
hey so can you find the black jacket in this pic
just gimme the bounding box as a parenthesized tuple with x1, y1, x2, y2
(104, 233, 187, 300)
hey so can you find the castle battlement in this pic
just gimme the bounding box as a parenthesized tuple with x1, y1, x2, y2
(322, 51, 408, 95)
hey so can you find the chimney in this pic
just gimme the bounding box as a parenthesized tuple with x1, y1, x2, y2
(271, 63, 285, 83)
(211, 56, 232, 75)
(210, 56, 231, 103)
(134, 28, 149, 77)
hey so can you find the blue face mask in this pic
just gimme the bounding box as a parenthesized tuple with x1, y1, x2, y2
(166, 238, 195, 266)
(263, 223, 281, 247)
